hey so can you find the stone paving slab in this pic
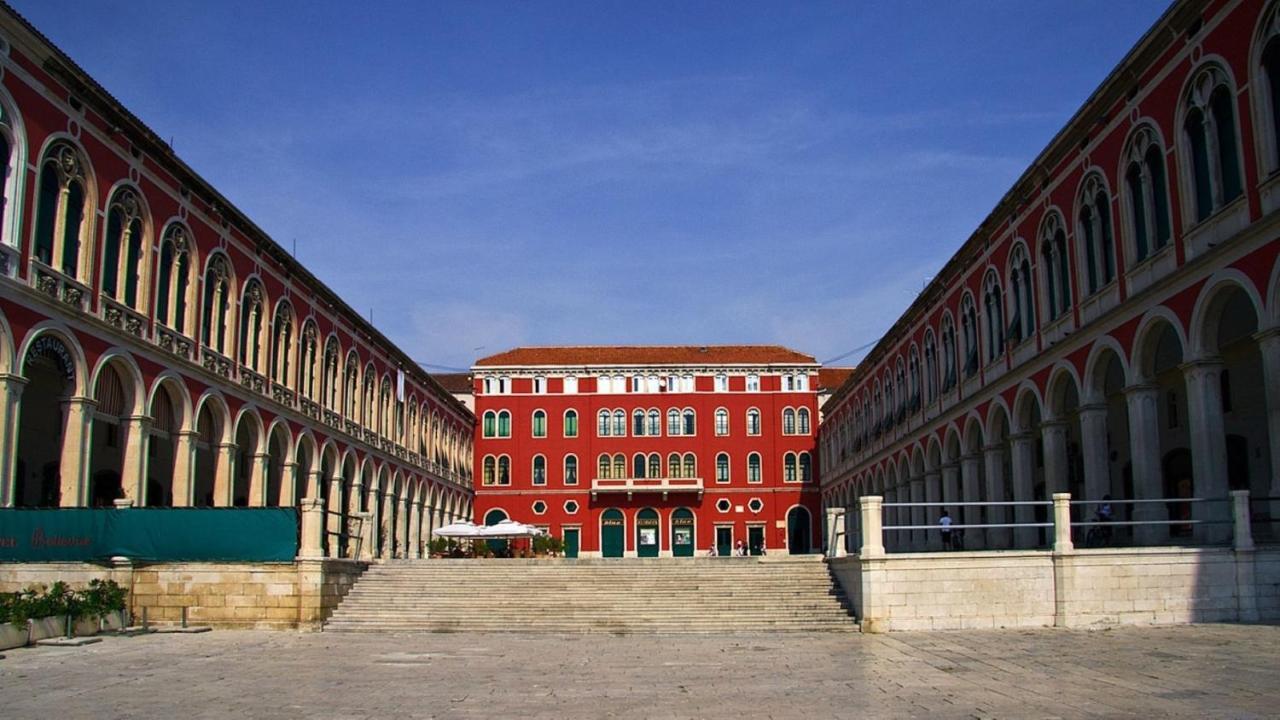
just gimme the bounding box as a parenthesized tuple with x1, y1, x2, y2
(0, 624, 1277, 718)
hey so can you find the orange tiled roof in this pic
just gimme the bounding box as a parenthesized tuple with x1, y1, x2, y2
(429, 373, 473, 394)
(818, 367, 856, 392)
(474, 345, 817, 368)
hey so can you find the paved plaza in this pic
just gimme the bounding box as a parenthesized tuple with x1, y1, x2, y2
(1, 625, 1278, 718)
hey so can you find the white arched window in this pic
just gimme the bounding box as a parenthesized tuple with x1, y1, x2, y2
(1122, 126, 1172, 263)
(747, 453, 762, 483)
(667, 408, 681, 436)
(647, 409, 660, 436)
(715, 453, 730, 483)
(632, 408, 646, 436)
(982, 270, 1005, 361)
(155, 224, 192, 334)
(960, 293, 979, 378)
(297, 321, 319, 400)
(1007, 244, 1035, 344)
(1076, 174, 1116, 295)
(100, 187, 148, 310)
(201, 255, 232, 355)
(923, 329, 938, 402)
(238, 280, 266, 372)
(32, 142, 91, 279)
(715, 408, 729, 436)
(598, 409, 611, 437)
(322, 337, 340, 410)
(270, 302, 295, 388)
(746, 408, 761, 436)
(1182, 64, 1243, 223)
(798, 407, 811, 435)
(1039, 212, 1072, 322)
(782, 408, 797, 435)
(940, 316, 957, 392)
(612, 410, 626, 437)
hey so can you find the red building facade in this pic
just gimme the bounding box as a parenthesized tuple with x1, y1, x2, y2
(472, 346, 822, 557)
(0, 8, 475, 561)
(821, 0, 1280, 552)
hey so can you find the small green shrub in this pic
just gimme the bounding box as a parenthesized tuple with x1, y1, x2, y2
(0, 579, 128, 627)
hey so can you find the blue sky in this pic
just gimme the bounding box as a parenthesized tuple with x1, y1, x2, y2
(13, 0, 1170, 370)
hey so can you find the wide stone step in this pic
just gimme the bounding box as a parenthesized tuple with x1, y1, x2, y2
(324, 559, 855, 633)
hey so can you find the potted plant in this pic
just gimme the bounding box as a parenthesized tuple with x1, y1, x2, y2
(81, 579, 128, 632)
(0, 592, 26, 650)
(428, 537, 449, 559)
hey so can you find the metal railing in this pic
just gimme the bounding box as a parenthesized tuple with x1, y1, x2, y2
(826, 490, 1258, 557)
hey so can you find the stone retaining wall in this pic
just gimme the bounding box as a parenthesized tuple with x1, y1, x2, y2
(0, 558, 367, 630)
(830, 546, 1280, 632)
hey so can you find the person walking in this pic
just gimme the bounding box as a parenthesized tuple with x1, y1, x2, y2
(939, 510, 954, 550)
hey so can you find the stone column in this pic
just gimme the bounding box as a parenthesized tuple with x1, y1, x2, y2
(909, 476, 925, 551)
(279, 461, 299, 507)
(248, 452, 269, 507)
(410, 501, 423, 559)
(942, 464, 961, 510)
(381, 492, 395, 560)
(398, 494, 410, 558)
(959, 455, 983, 549)
(214, 442, 237, 507)
(1183, 358, 1230, 544)
(980, 446, 1008, 548)
(356, 510, 375, 562)
(1124, 383, 1167, 544)
(1041, 420, 1069, 495)
(1052, 492, 1073, 553)
(923, 471, 942, 551)
(1077, 403, 1111, 503)
(825, 506, 845, 558)
(858, 495, 884, 558)
(60, 396, 95, 507)
(1010, 432, 1037, 548)
(298, 497, 324, 559)
(1231, 490, 1254, 551)
(1254, 329, 1280, 514)
(326, 474, 343, 558)
(120, 414, 152, 506)
(171, 430, 199, 507)
(0, 374, 28, 507)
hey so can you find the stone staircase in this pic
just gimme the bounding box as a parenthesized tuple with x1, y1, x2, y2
(324, 556, 856, 633)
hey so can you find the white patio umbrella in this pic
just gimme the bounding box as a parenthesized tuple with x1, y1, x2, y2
(477, 519, 545, 539)
(433, 520, 483, 538)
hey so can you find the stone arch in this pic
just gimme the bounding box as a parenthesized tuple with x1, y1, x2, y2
(1044, 362, 1084, 421)
(1011, 380, 1045, 434)
(962, 413, 985, 455)
(231, 406, 265, 506)
(1188, 270, 1266, 359)
(87, 350, 147, 506)
(1083, 335, 1131, 404)
(145, 372, 190, 506)
(942, 423, 963, 464)
(88, 349, 146, 417)
(926, 434, 944, 472)
(17, 323, 89, 397)
(12, 326, 84, 506)
(294, 429, 319, 500)
(1130, 307, 1189, 383)
(987, 399, 1012, 444)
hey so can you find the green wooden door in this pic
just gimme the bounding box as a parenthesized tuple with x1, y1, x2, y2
(636, 508, 659, 558)
(787, 507, 811, 554)
(715, 526, 732, 557)
(601, 509, 624, 558)
(484, 509, 508, 555)
(563, 528, 579, 558)
(748, 526, 764, 556)
(672, 508, 694, 557)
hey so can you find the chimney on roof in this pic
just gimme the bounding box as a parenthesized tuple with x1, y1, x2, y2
(699, 346, 708, 353)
